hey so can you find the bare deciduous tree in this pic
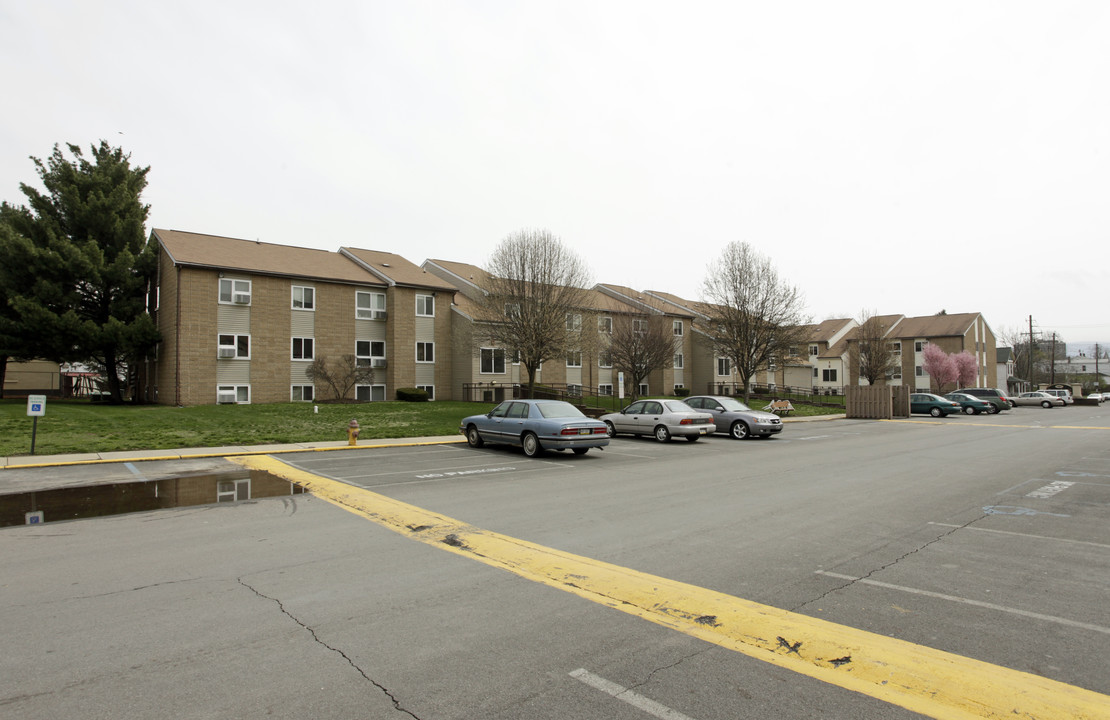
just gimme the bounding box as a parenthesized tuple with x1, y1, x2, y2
(853, 309, 899, 385)
(701, 242, 809, 402)
(471, 229, 593, 398)
(607, 313, 676, 401)
(305, 354, 375, 401)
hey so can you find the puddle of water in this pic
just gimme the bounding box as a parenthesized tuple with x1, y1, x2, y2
(1, 470, 305, 527)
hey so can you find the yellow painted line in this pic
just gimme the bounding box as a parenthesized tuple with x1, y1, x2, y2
(232, 454, 1110, 720)
(0, 438, 466, 470)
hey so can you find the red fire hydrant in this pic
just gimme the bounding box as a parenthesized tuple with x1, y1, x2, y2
(347, 419, 360, 446)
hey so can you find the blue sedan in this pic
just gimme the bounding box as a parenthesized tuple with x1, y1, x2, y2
(460, 399, 610, 457)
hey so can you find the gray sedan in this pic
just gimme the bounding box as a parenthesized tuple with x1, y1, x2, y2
(684, 395, 785, 439)
(1012, 391, 1065, 408)
(600, 399, 715, 442)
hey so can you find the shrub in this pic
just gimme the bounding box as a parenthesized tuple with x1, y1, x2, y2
(673, 387, 690, 397)
(396, 387, 430, 402)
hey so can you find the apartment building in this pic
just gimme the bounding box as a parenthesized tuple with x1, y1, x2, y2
(148, 230, 456, 405)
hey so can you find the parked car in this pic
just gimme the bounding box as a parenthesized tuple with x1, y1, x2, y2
(1087, 392, 1104, 403)
(460, 399, 609, 457)
(944, 392, 994, 415)
(953, 387, 1012, 413)
(684, 395, 784, 439)
(600, 399, 715, 442)
(1041, 389, 1074, 405)
(910, 393, 963, 417)
(1012, 391, 1064, 408)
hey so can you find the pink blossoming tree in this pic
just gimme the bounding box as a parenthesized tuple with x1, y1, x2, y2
(921, 343, 958, 393)
(952, 351, 979, 389)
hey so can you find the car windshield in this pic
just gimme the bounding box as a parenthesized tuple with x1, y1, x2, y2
(536, 401, 585, 419)
(716, 397, 752, 412)
(664, 400, 695, 413)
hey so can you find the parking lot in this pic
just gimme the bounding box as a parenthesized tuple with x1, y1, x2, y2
(2, 406, 1108, 719)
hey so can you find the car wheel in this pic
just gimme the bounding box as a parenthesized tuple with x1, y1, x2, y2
(654, 425, 671, 442)
(685, 434, 700, 442)
(604, 420, 616, 438)
(730, 421, 750, 440)
(466, 425, 484, 447)
(964, 406, 976, 415)
(930, 407, 943, 417)
(988, 405, 999, 414)
(572, 447, 589, 455)
(1042, 401, 1052, 408)
(522, 432, 543, 457)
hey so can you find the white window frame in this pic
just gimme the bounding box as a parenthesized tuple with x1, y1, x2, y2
(356, 384, 387, 402)
(218, 334, 250, 359)
(291, 384, 314, 401)
(415, 341, 435, 363)
(219, 278, 252, 305)
(638, 383, 649, 396)
(717, 357, 731, 376)
(633, 318, 647, 334)
(217, 384, 251, 404)
(416, 384, 435, 400)
(416, 294, 435, 317)
(674, 353, 684, 369)
(598, 383, 613, 396)
(292, 285, 315, 311)
(598, 350, 612, 368)
(809, 344, 819, 357)
(217, 477, 250, 502)
(480, 347, 506, 374)
(505, 303, 521, 318)
(598, 316, 612, 334)
(673, 384, 684, 392)
(356, 291, 387, 320)
(673, 320, 683, 336)
(566, 313, 582, 331)
(291, 337, 314, 361)
(567, 350, 582, 368)
(356, 340, 386, 367)
(822, 368, 838, 382)
(915, 340, 925, 353)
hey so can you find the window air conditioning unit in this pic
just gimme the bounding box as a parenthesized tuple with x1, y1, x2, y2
(372, 310, 387, 320)
(371, 358, 387, 368)
(217, 391, 237, 404)
(218, 348, 236, 358)
(233, 293, 251, 304)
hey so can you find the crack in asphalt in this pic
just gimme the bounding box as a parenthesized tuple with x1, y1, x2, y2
(793, 513, 989, 612)
(237, 578, 421, 719)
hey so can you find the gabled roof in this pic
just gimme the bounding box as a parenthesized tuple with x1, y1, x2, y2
(806, 318, 855, 344)
(890, 312, 984, 339)
(641, 290, 714, 319)
(341, 248, 457, 290)
(422, 258, 490, 294)
(153, 229, 386, 286)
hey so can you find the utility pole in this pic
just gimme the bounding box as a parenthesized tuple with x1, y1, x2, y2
(1028, 315, 1035, 390)
(1050, 333, 1057, 385)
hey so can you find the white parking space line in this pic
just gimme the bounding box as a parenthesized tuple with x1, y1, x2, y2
(815, 571, 1110, 635)
(569, 668, 699, 720)
(927, 522, 1110, 550)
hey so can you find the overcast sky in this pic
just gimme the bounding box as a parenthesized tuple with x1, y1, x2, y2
(3, 2, 1108, 349)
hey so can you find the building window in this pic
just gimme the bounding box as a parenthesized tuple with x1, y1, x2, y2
(356, 384, 386, 402)
(888, 341, 901, 354)
(638, 383, 649, 396)
(219, 278, 251, 305)
(217, 478, 250, 502)
(291, 337, 314, 360)
(416, 384, 435, 400)
(480, 348, 506, 374)
(717, 357, 731, 376)
(416, 342, 434, 363)
(217, 334, 250, 359)
(598, 316, 612, 333)
(416, 294, 435, 317)
(505, 303, 520, 317)
(673, 320, 683, 336)
(809, 344, 819, 357)
(673, 384, 684, 393)
(915, 365, 924, 377)
(356, 291, 387, 320)
(292, 286, 315, 310)
(566, 313, 582, 331)
(356, 340, 386, 367)
(217, 385, 250, 404)
(567, 384, 582, 397)
(598, 350, 613, 368)
(674, 353, 684, 369)
(822, 368, 838, 382)
(567, 351, 582, 368)
(598, 383, 613, 396)
(915, 341, 925, 353)
(633, 318, 647, 334)
(291, 385, 314, 401)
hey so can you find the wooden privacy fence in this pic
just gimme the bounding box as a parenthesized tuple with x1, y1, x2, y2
(845, 385, 911, 419)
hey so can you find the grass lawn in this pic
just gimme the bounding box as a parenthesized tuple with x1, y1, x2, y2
(0, 396, 844, 457)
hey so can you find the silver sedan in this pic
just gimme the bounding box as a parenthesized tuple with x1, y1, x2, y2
(683, 395, 784, 439)
(600, 399, 715, 442)
(1012, 391, 1065, 408)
